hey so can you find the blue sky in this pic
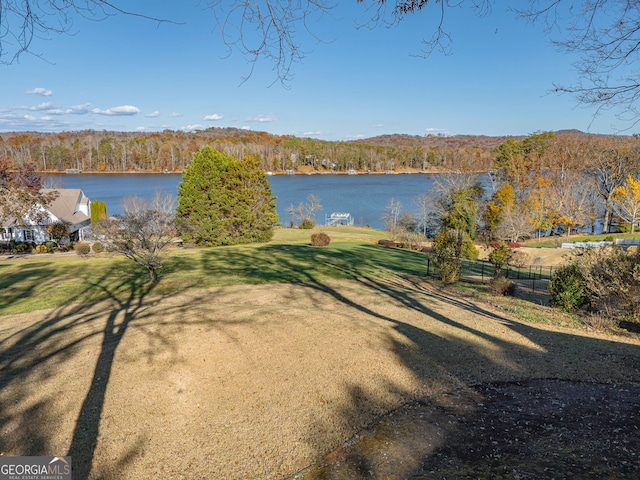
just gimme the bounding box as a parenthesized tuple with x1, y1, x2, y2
(0, 2, 629, 141)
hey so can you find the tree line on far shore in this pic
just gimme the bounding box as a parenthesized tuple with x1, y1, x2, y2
(1, 128, 638, 176)
(381, 131, 640, 244)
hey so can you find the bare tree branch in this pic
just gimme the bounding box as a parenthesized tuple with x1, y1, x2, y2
(516, 1, 640, 128)
(0, 0, 180, 64)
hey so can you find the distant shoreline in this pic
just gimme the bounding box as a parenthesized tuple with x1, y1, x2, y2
(40, 167, 489, 176)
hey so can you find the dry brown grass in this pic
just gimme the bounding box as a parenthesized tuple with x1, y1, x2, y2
(1, 277, 638, 479)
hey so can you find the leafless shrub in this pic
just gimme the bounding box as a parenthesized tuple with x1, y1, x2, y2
(490, 276, 517, 296)
(311, 232, 330, 247)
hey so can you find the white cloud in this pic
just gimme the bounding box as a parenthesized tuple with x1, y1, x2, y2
(136, 126, 146, 131)
(26, 87, 53, 96)
(66, 104, 92, 115)
(303, 131, 322, 136)
(180, 124, 206, 132)
(425, 127, 450, 135)
(241, 125, 251, 130)
(33, 102, 55, 111)
(0, 112, 71, 132)
(145, 111, 161, 118)
(246, 114, 277, 123)
(204, 113, 223, 121)
(169, 112, 183, 118)
(92, 105, 140, 116)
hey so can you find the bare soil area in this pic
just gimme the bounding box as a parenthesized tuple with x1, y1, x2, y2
(1, 276, 639, 479)
(477, 246, 575, 267)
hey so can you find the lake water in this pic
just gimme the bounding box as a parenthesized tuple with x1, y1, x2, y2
(44, 173, 486, 230)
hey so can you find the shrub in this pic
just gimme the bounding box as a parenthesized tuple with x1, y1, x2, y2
(461, 237, 479, 260)
(549, 263, 588, 312)
(583, 312, 618, 331)
(35, 244, 47, 253)
(397, 231, 425, 250)
(58, 242, 75, 252)
(489, 241, 520, 249)
(432, 229, 465, 284)
(490, 276, 517, 296)
(14, 242, 33, 253)
(508, 249, 530, 268)
(300, 218, 316, 229)
(488, 242, 510, 276)
(576, 247, 640, 319)
(92, 242, 105, 253)
(311, 232, 331, 246)
(74, 242, 91, 255)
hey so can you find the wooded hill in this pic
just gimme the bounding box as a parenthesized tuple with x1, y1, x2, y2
(0, 128, 636, 174)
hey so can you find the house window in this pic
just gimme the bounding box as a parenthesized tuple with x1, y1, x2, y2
(24, 230, 34, 242)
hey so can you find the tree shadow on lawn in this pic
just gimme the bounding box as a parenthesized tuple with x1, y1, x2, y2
(0, 261, 74, 313)
(2, 243, 639, 479)
(192, 243, 640, 479)
(0, 263, 222, 478)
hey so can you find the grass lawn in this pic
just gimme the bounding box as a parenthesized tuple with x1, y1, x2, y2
(523, 231, 640, 248)
(1, 227, 428, 315)
(2, 226, 640, 479)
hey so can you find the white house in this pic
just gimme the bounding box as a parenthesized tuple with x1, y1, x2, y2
(1, 189, 92, 244)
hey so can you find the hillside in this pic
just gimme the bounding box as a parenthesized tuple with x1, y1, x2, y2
(352, 133, 526, 149)
(0, 128, 635, 174)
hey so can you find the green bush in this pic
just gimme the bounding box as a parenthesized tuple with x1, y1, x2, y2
(35, 242, 57, 253)
(549, 263, 588, 312)
(74, 242, 91, 256)
(431, 229, 465, 284)
(311, 232, 331, 246)
(488, 242, 510, 276)
(14, 242, 34, 253)
(461, 237, 479, 260)
(490, 276, 517, 296)
(300, 218, 316, 229)
(92, 242, 105, 253)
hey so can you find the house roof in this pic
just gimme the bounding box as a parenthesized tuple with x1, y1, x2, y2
(41, 189, 91, 225)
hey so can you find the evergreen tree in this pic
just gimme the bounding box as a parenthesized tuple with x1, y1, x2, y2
(176, 147, 277, 246)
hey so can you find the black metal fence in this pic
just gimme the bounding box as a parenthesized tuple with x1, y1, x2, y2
(425, 256, 555, 294)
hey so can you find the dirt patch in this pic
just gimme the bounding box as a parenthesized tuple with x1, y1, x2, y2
(477, 246, 575, 267)
(299, 379, 640, 479)
(1, 277, 639, 479)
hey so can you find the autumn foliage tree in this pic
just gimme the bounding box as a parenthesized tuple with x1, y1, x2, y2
(0, 158, 56, 228)
(612, 175, 640, 234)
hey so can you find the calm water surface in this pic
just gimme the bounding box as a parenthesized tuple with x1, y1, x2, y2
(45, 173, 484, 230)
